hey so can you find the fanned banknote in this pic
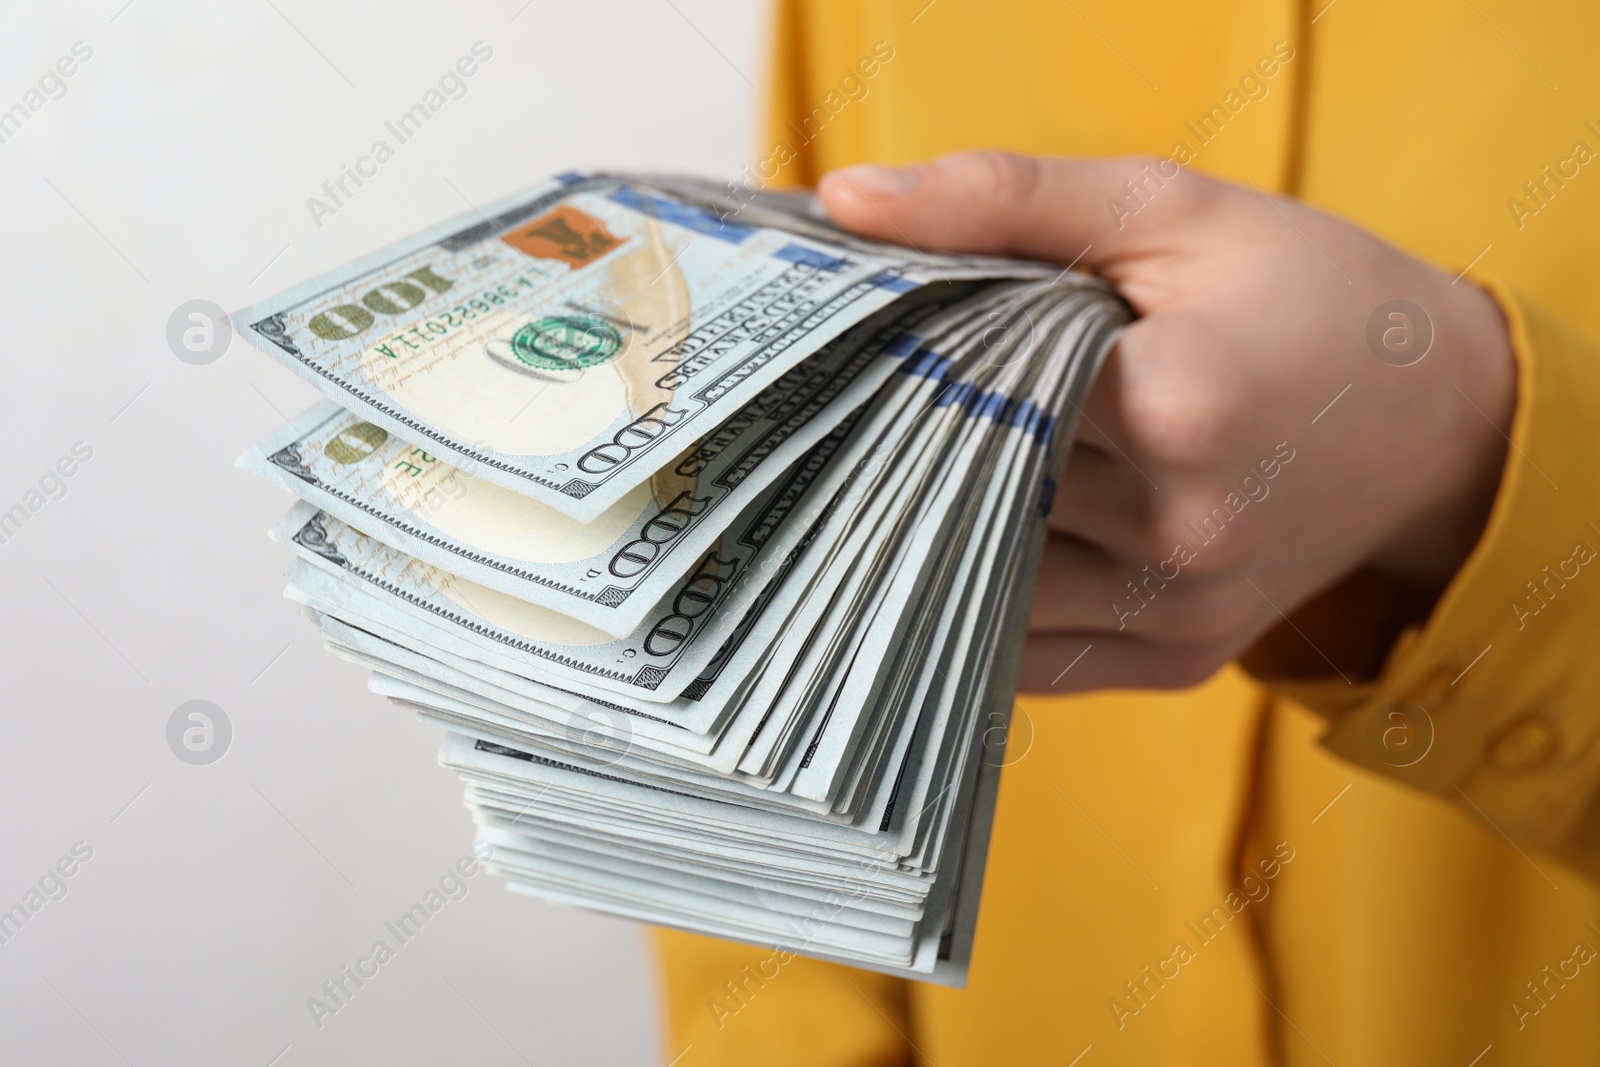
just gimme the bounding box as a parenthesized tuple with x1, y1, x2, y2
(236, 173, 1130, 985)
(234, 173, 1046, 522)
(238, 285, 974, 636)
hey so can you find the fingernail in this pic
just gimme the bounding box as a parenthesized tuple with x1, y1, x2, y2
(826, 164, 920, 197)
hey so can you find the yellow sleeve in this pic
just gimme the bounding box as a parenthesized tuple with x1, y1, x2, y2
(653, 929, 914, 1067)
(1250, 280, 1600, 883)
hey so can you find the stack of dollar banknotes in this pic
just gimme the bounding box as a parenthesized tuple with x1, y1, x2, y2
(232, 172, 1128, 984)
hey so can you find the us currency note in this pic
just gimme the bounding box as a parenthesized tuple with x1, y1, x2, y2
(233, 173, 1002, 522)
(271, 404, 868, 703)
(238, 289, 967, 636)
(726, 287, 1077, 776)
(788, 303, 1099, 807)
(233, 164, 1140, 988)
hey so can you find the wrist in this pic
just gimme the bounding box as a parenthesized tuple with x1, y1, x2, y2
(1369, 280, 1518, 597)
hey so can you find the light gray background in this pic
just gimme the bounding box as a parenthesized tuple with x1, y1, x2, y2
(0, 2, 766, 1063)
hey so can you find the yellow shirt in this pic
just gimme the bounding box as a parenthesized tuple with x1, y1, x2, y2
(656, 2, 1600, 1063)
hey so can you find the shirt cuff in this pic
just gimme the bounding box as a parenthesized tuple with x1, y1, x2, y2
(1260, 278, 1600, 882)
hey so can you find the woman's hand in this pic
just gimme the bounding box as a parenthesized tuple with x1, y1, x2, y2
(817, 152, 1517, 692)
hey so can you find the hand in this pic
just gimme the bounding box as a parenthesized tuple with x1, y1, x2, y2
(817, 152, 1517, 692)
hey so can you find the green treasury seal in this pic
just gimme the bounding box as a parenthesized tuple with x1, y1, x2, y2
(509, 316, 624, 371)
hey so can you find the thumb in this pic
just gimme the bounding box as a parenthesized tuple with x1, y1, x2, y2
(817, 151, 1180, 270)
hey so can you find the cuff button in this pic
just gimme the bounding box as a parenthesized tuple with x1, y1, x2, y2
(1487, 716, 1559, 773)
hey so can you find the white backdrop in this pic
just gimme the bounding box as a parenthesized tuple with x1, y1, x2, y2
(0, 2, 766, 1063)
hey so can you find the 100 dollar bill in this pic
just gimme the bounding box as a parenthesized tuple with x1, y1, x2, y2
(239, 303, 924, 635)
(233, 173, 956, 522)
(272, 408, 861, 704)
